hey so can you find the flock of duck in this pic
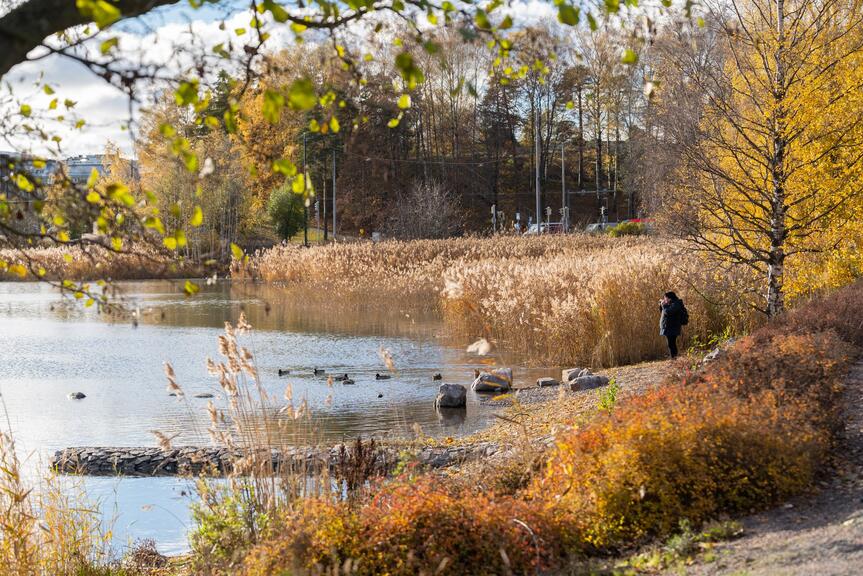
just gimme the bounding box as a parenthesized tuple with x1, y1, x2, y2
(276, 367, 443, 388)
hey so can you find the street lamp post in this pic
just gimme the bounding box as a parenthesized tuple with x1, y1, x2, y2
(534, 102, 541, 236)
(303, 132, 309, 247)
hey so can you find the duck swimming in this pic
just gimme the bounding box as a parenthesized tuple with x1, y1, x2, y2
(343, 378, 355, 385)
(278, 369, 290, 377)
(313, 368, 325, 376)
(433, 373, 442, 380)
(375, 373, 391, 380)
(335, 373, 350, 381)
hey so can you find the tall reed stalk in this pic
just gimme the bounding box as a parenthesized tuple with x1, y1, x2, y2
(0, 432, 112, 575)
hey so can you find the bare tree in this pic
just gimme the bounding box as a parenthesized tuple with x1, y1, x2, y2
(385, 180, 462, 240)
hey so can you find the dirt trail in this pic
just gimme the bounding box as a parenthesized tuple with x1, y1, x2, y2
(680, 360, 863, 576)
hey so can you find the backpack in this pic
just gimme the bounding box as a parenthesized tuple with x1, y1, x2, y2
(680, 302, 689, 326)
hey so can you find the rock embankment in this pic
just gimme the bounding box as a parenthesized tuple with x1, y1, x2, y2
(52, 442, 501, 477)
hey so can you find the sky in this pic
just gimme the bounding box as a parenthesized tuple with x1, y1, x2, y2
(0, 0, 558, 159)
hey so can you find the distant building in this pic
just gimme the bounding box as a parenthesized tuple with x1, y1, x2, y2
(65, 154, 107, 185)
(0, 150, 62, 197)
(0, 151, 63, 235)
(64, 154, 140, 185)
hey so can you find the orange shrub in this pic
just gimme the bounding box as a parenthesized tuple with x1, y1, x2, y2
(242, 498, 359, 576)
(780, 279, 863, 347)
(243, 477, 562, 576)
(698, 330, 853, 437)
(356, 477, 560, 575)
(529, 382, 829, 552)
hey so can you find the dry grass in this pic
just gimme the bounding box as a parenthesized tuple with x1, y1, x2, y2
(0, 244, 200, 282)
(0, 432, 114, 576)
(238, 235, 759, 366)
(233, 235, 618, 293)
(465, 360, 682, 446)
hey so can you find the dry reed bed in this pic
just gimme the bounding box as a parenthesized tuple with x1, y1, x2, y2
(234, 235, 621, 293)
(239, 235, 756, 366)
(0, 244, 199, 281)
(442, 240, 754, 366)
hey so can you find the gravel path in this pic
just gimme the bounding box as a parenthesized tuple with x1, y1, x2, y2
(679, 360, 863, 576)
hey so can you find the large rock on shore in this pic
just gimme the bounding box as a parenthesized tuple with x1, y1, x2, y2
(570, 375, 609, 391)
(472, 368, 513, 393)
(435, 383, 467, 408)
(562, 367, 591, 382)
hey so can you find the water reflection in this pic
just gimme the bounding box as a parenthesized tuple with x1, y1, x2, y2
(0, 280, 554, 454)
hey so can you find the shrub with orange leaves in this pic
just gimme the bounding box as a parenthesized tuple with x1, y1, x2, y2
(529, 381, 830, 552)
(242, 498, 359, 576)
(697, 330, 853, 437)
(778, 278, 863, 347)
(243, 477, 562, 576)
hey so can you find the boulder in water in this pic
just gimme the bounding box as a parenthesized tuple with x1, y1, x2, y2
(435, 383, 467, 408)
(472, 368, 512, 393)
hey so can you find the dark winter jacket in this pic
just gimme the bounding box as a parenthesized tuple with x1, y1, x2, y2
(659, 298, 685, 337)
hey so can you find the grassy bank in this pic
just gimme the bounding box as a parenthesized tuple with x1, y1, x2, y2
(236, 235, 757, 367)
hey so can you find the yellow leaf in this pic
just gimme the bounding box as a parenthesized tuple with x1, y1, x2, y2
(190, 206, 203, 226)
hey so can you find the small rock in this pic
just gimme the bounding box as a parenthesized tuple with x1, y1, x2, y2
(68, 392, 86, 400)
(537, 377, 561, 387)
(435, 383, 467, 408)
(569, 375, 609, 391)
(194, 393, 214, 398)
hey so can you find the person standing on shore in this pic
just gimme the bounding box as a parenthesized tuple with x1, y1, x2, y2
(659, 291, 687, 359)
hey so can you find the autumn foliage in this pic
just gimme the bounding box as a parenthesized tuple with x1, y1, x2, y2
(243, 478, 561, 576)
(231, 282, 862, 574)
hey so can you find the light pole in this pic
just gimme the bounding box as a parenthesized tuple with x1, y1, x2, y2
(534, 101, 541, 235)
(331, 150, 337, 240)
(303, 132, 309, 247)
(561, 140, 567, 232)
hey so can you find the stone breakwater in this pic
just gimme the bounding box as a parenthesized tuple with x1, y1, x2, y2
(51, 443, 501, 477)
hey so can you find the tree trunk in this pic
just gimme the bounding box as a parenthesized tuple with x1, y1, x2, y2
(767, 0, 787, 318)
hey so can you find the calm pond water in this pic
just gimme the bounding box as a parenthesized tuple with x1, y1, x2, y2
(0, 280, 554, 554)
